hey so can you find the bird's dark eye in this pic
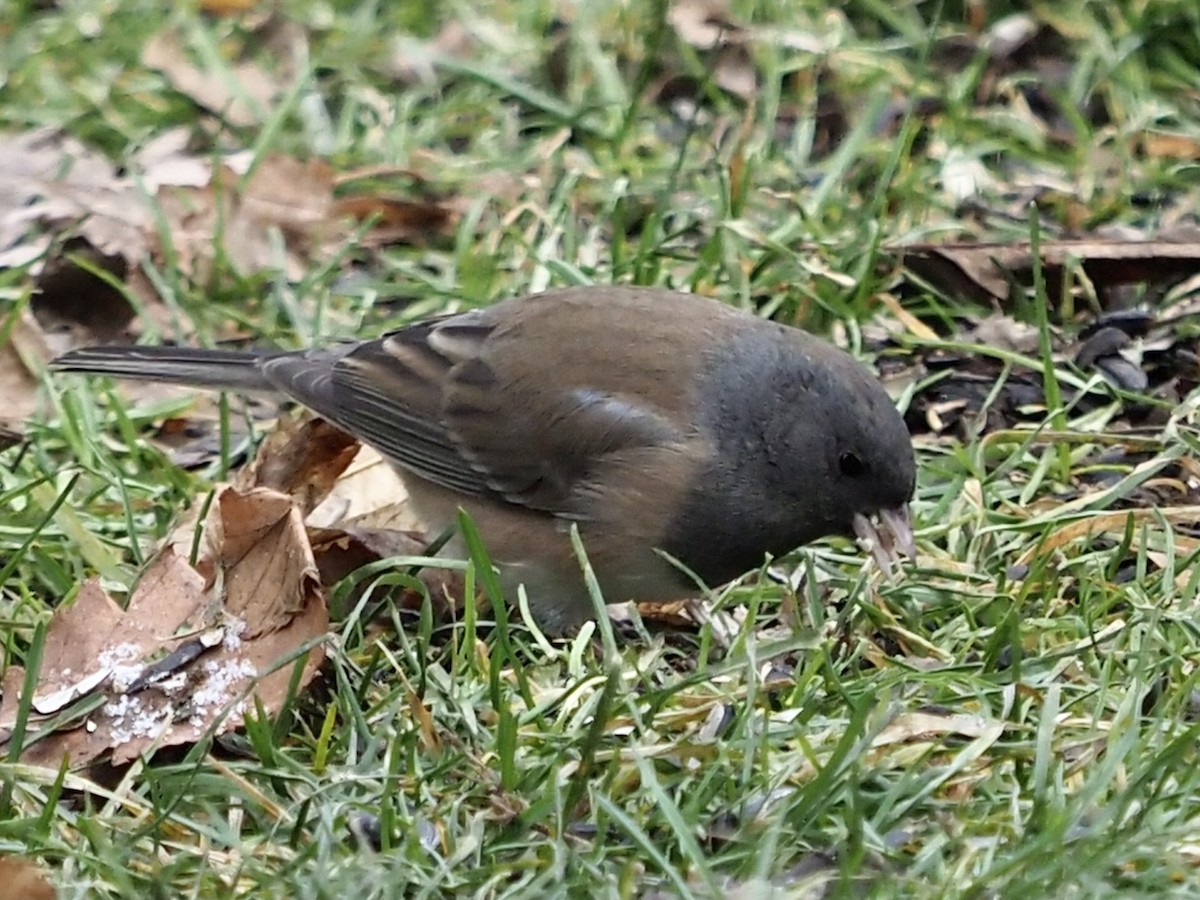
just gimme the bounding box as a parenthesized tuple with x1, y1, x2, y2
(839, 452, 866, 477)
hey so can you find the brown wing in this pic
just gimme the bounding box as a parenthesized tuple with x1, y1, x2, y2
(258, 322, 481, 497)
(259, 288, 714, 516)
(431, 290, 716, 514)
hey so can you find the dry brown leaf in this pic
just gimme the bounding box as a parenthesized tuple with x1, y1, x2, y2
(0, 406, 340, 768)
(668, 0, 745, 48)
(875, 292, 939, 341)
(166, 412, 365, 559)
(960, 314, 1043, 354)
(0, 857, 56, 900)
(1017, 506, 1200, 566)
(0, 489, 326, 772)
(0, 130, 180, 417)
(310, 524, 462, 620)
(144, 29, 280, 128)
(238, 416, 360, 512)
(133, 128, 214, 191)
(235, 155, 335, 238)
(156, 154, 337, 280)
(306, 445, 418, 531)
(0, 307, 53, 432)
(0, 128, 455, 440)
(162, 410, 445, 624)
(1135, 131, 1200, 161)
(0, 129, 344, 304)
(309, 526, 429, 581)
(385, 21, 476, 85)
(332, 194, 458, 247)
(298, 441, 459, 619)
(712, 46, 757, 101)
(199, 0, 260, 13)
(205, 487, 323, 636)
(0, 543, 324, 767)
(900, 239, 1200, 305)
(0, 129, 150, 266)
(873, 711, 1001, 747)
(633, 598, 695, 628)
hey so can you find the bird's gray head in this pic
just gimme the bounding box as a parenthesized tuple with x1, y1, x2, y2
(663, 322, 916, 584)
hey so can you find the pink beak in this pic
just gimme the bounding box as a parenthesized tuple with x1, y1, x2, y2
(852, 506, 916, 576)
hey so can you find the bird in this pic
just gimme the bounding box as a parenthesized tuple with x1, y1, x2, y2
(52, 285, 917, 634)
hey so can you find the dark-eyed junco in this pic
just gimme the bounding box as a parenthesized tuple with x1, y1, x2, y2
(52, 286, 916, 633)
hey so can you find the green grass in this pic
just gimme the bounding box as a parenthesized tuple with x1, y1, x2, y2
(4, 0, 1200, 897)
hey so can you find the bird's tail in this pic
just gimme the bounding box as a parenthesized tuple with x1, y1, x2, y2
(51, 345, 279, 393)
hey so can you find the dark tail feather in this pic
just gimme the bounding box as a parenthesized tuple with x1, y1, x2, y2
(50, 345, 279, 393)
